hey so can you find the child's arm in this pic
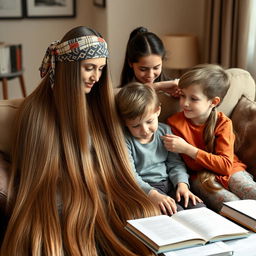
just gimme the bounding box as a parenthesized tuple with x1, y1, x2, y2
(127, 149, 178, 215)
(148, 79, 181, 98)
(125, 134, 178, 215)
(163, 134, 198, 159)
(148, 189, 177, 215)
(163, 124, 201, 206)
(165, 149, 203, 207)
(162, 119, 235, 175)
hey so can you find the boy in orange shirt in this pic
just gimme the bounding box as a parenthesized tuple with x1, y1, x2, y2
(162, 64, 256, 212)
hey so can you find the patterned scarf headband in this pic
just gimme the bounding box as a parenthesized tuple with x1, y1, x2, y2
(39, 35, 109, 87)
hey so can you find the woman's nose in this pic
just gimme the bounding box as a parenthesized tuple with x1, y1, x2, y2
(91, 70, 100, 82)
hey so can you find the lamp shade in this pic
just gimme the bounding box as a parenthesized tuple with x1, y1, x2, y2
(162, 34, 199, 69)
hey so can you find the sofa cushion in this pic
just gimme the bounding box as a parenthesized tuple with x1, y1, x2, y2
(157, 91, 180, 123)
(231, 96, 256, 178)
(0, 98, 23, 155)
(218, 68, 256, 116)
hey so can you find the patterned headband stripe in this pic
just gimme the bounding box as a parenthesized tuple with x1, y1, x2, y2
(54, 36, 108, 56)
(39, 35, 109, 87)
(56, 41, 108, 62)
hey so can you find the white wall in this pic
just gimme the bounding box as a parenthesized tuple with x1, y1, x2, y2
(0, 0, 205, 98)
(0, 0, 94, 99)
(107, 0, 205, 87)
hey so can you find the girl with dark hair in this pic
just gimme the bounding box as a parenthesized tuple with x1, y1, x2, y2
(1, 26, 159, 256)
(120, 27, 179, 96)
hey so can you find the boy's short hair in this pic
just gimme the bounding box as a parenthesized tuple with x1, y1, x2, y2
(116, 82, 160, 121)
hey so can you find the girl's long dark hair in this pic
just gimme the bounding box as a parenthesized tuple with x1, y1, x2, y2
(120, 26, 169, 87)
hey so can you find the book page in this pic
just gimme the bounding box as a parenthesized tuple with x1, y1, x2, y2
(172, 208, 248, 242)
(226, 232, 256, 255)
(163, 241, 233, 256)
(126, 215, 205, 247)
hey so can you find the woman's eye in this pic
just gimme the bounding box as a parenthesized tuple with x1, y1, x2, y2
(84, 66, 93, 71)
(147, 120, 153, 124)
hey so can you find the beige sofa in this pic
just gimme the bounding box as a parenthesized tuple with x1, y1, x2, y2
(0, 68, 256, 241)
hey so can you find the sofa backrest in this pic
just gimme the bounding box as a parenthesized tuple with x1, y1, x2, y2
(158, 68, 256, 123)
(0, 68, 255, 156)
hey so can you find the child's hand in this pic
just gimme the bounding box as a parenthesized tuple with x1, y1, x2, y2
(161, 134, 188, 153)
(148, 189, 177, 215)
(148, 80, 181, 98)
(176, 183, 203, 208)
(161, 134, 198, 159)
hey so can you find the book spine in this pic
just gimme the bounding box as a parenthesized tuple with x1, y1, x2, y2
(16, 44, 22, 71)
(10, 45, 17, 73)
(0, 44, 22, 75)
(0, 46, 4, 74)
(0, 46, 10, 74)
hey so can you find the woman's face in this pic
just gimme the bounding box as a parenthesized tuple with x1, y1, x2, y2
(130, 54, 162, 84)
(80, 58, 106, 94)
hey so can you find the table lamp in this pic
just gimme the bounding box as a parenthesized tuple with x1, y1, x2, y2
(162, 34, 200, 75)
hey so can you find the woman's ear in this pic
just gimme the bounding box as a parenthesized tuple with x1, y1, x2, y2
(211, 97, 221, 107)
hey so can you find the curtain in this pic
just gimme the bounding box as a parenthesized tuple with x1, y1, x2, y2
(203, 0, 252, 69)
(246, 1, 256, 80)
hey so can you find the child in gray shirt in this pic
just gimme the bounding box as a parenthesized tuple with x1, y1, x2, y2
(116, 82, 205, 215)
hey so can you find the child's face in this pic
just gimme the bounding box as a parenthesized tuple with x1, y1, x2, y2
(179, 84, 215, 125)
(125, 107, 161, 144)
(130, 54, 162, 84)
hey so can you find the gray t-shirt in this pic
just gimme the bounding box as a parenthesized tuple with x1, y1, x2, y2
(125, 122, 189, 194)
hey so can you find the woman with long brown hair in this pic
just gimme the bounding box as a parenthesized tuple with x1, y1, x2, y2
(1, 26, 159, 256)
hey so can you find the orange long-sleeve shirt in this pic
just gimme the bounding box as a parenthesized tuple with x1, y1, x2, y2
(167, 111, 247, 188)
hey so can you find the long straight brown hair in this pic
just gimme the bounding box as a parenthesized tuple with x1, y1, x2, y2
(1, 26, 159, 256)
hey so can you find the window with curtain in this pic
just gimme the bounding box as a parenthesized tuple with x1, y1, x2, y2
(246, 0, 256, 80)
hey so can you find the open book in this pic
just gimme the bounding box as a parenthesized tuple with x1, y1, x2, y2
(163, 241, 233, 256)
(125, 208, 249, 254)
(220, 199, 256, 232)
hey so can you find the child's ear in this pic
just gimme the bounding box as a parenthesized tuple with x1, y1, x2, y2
(157, 106, 161, 117)
(211, 97, 221, 107)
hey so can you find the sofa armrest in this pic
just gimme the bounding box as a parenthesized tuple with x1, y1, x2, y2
(0, 98, 23, 155)
(231, 96, 256, 178)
